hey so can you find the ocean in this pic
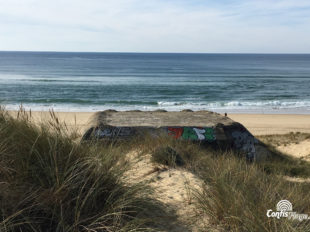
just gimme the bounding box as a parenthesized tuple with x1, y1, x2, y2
(0, 52, 310, 114)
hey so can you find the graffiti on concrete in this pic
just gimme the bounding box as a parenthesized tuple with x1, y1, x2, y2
(231, 130, 256, 160)
(94, 127, 134, 139)
(83, 124, 217, 142)
(82, 120, 260, 161)
(167, 127, 216, 142)
(167, 127, 183, 139)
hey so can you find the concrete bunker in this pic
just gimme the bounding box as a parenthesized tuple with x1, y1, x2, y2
(82, 110, 266, 161)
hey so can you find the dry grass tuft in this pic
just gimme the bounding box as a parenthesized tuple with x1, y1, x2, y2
(0, 108, 169, 232)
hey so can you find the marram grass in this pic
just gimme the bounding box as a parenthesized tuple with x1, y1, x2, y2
(0, 108, 157, 232)
(147, 136, 310, 231)
(1, 107, 310, 232)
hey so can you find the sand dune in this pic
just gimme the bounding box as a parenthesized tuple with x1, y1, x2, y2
(125, 152, 205, 231)
(277, 139, 310, 161)
(5, 110, 310, 230)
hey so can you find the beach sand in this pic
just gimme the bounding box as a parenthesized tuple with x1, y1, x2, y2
(9, 111, 310, 136)
(8, 111, 93, 134)
(228, 114, 310, 136)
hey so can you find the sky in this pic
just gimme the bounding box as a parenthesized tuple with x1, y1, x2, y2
(0, 0, 310, 53)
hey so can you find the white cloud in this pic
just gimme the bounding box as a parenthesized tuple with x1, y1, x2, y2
(0, 0, 309, 52)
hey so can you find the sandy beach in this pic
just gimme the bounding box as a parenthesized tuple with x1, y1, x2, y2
(228, 114, 310, 135)
(9, 111, 310, 136)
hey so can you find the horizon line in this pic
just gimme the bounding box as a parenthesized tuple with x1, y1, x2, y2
(0, 50, 310, 55)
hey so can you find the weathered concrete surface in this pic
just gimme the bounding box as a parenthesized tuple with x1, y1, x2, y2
(90, 110, 234, 127)
(82, 110, 268, 161)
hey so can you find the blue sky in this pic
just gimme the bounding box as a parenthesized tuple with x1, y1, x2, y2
(0, 0, 309, 53)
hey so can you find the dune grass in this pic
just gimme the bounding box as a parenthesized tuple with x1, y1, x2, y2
(193, 154, 310, 231)
(147, 137, 310, 231)
(1, 107, 310, 232)
(258, 132, 310, 147)
(257, 133, 310, 178)
(0, 108, 163, 232)
(258, 147, 310, 178)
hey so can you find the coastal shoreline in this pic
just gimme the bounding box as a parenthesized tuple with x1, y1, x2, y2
(7, 110, 310, 136)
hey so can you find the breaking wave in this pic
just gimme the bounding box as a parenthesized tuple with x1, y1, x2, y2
(4, 100, 310, 114)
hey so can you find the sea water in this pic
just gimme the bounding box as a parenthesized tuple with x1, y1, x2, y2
(0, 52, 310, 113)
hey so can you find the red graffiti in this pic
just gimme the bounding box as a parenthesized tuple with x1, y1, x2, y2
(168, 127, 184, 139)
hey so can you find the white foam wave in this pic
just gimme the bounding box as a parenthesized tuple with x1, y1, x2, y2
(3, 100, 310, 114)
(157, 100, 310, 109)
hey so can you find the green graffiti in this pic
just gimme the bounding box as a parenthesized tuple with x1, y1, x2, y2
(204, 128, 215, 141)
(171, 127, 216, 141)
(182, 127, 198, 140)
